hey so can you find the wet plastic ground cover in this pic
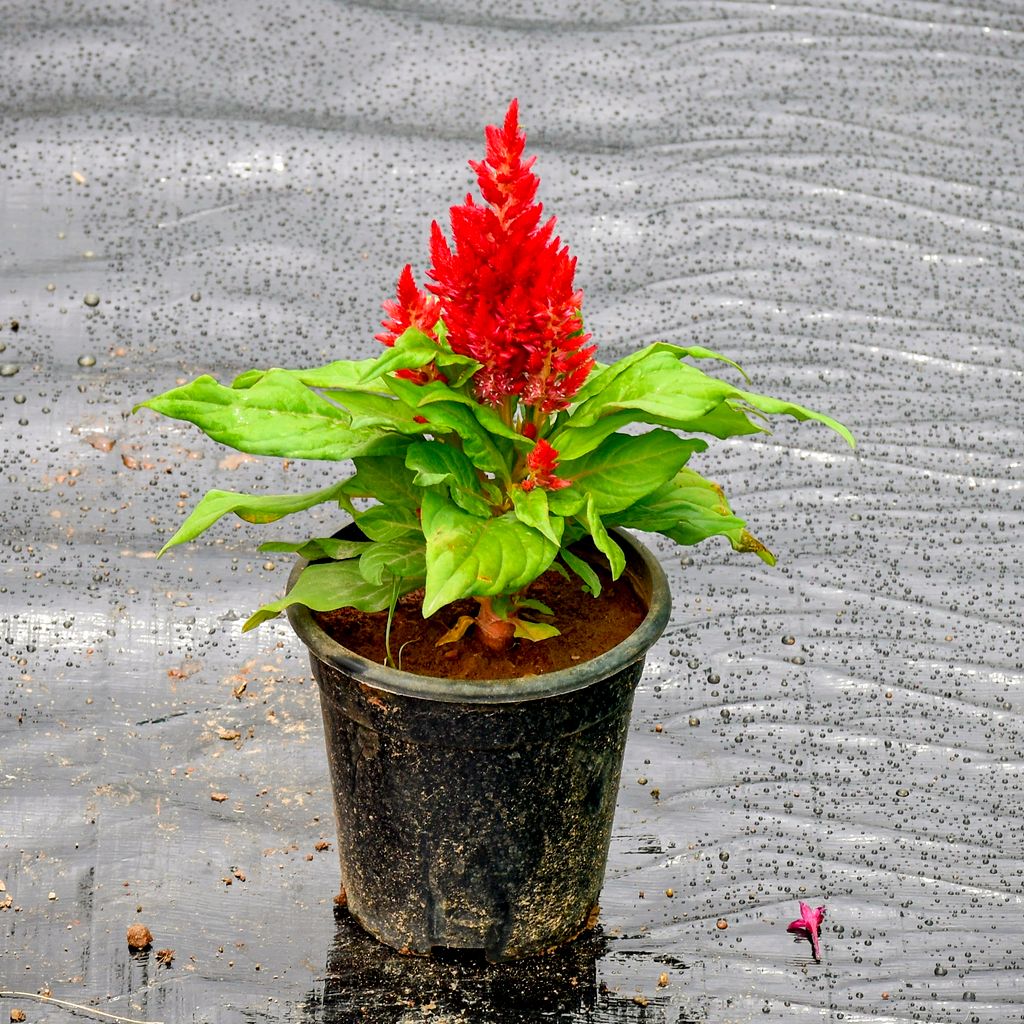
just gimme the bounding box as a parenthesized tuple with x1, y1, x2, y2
(2, 1, 1023, 1021)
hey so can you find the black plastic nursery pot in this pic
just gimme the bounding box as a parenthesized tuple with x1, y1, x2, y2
(286, 529, 671, 961)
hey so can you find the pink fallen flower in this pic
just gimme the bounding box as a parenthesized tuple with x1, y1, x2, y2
(787, 901, 826, 961)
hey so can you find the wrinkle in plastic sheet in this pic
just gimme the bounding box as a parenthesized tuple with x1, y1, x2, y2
(1, 1, 1022, 1022)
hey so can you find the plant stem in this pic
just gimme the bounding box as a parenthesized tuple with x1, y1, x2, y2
(474, 596, 515, 652)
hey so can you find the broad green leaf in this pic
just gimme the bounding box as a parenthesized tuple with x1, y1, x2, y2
(257, 537, 371, 561)
(557, 344, 853, 453)
(570, 341, 746, 406)
(362, 327, 445, 380)
(405, 442, 493, 518)
(574, 495, 625, 579)
(551, 404, 748, 461)
(607, 467, 776, 565)
(355, 503, 422, 542)
(732, 389, 855, 448)
(158, 481, 352, 555)
(387, 377, 514, 479)
(231, 358, 387, 393)
(415, 386, 527, 447)
(344, 456, 419, 507)
(242, 559, 411, 631)
(559, 547, 602, 597)
(358, 536, 427, 586)
(558, 430, 705, 514)
(137, 372, 407, 460)
(568, 350, 735, 430)
(509, 485, 563, 546)
(420, 491, 558, 616)
(548, 487, 586, 518)
(324, 390, 428, 434)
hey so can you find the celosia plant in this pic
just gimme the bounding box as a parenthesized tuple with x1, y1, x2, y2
(137, 100, 853, 652)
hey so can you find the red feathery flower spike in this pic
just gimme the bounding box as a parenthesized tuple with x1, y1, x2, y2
(427, 99, 596, 411)
(375, 264, 442, 347)
(375, 264, 443, 383)
(521, 438, 571, 492)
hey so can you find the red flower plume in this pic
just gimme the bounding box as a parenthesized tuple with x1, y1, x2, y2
(375, 264, 441, 347)
(375, 264, 443, 384)
(426, 99, 596, 411)
(521, 438, 571, 492)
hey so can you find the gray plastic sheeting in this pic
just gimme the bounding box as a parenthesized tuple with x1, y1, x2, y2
(1, 1, 1022, 1021)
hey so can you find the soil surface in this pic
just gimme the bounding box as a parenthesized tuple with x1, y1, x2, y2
(313, 562, 647, 680)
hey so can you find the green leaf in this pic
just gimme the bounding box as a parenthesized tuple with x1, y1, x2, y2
(136, 372, 407, 460)
(568, 349, 735, 430)
(420, 491, 559, 616)
(608, 467, 776, 565)
(387, 377, 515, 479)
(570, 341, 747, 406)
(732, 388, 855, 448)
(231, 358, 387, 393)
(559, 548, 602, 597)
(551, 405, 749, 461)
(344, 456, 420, 507)
(363, 327, 445, 379)
(575, 495, 625, 579)
(258, 537, 371, 561)
(158, 481, 352, 555)
(354, 503, 422, 542)
(242, 559, 409, 631)
(509, 485, 564, 546)
(415, 386, 526, 447)
(324, 390, 428, 434)
(405, 442, 493, 518)
(358, 536, 427, 586)
(558, 430, 705, 514)
(555, 344, 853, 455)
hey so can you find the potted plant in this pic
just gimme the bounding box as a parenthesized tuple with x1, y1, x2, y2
(136, 100, 852, 961)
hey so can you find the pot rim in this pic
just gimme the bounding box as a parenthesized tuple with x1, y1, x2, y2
(285, 526, 671, 704)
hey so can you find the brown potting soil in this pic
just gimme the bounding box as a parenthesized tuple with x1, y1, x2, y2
(312, 561, 647, 680)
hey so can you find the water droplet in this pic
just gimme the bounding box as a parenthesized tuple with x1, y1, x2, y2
(782, 635, 796, 646)
(78, 355, 96, 368)
(83, 293, 100, 307)
(934, 965, 948, 976)
(688, 717, 700, 727)
(190, 292, 202, 302)
(13, 394, 26, 404)
(896, 788, 909, 798)
(0, 364, 18, 377)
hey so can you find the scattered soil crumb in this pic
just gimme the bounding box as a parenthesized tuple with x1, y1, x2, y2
(314, 840, 331, 852)
(126, 923, 153, 950)
(210, 792, 229, 803)
(218, 728, 241, 741)
(83, 434, 115, 452)
(11, 1009, 27, 1023)
(156, 948, 175, 966)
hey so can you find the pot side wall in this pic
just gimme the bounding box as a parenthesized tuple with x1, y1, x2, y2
(311, 656, 645, 961)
